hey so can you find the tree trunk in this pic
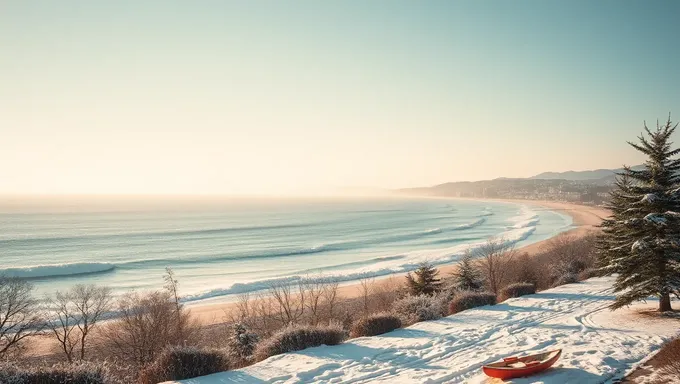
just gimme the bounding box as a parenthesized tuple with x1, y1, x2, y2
(659, 292, 672, 312)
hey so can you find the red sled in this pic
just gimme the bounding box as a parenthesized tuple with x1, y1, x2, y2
(482, 349, 562, 380)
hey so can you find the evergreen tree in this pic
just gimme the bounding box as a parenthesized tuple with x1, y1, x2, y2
(405, 262, 442, 295)
(226, 322, 259, 365)
(452, 251, 483, 291)
(596, 171, 639, 274)
(599, 117, 680, 311)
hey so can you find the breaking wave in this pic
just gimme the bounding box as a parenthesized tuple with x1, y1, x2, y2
(0, 262, 115, 279)
(182, 226, 537, 303)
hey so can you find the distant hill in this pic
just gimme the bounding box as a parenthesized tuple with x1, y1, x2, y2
(529, 165, 644, 182)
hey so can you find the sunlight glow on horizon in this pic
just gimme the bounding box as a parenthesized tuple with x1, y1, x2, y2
(1, 1, 678, 195)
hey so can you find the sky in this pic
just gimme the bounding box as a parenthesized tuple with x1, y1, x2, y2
(1, 1, 679, 196)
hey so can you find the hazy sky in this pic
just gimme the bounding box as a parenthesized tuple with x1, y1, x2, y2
(1, 1, 679, 195)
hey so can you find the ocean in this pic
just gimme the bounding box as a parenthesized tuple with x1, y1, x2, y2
(0, 197, 572, 304)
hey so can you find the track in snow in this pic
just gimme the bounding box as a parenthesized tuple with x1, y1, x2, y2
(172, 277, 679, 384)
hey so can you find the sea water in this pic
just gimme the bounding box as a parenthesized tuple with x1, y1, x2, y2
(0, 197, 572, 304)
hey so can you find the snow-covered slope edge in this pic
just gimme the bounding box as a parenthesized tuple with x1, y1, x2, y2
(170, 277, 679, 384)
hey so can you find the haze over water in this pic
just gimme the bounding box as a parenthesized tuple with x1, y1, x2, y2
(1, 197, 571, 303)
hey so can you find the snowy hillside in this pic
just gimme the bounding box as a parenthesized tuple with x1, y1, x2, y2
(170, 277, 679, 384)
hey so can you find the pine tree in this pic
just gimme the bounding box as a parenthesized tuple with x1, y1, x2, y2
(405, 262, 442, 295)
(452, 251, 483, 291)
(226, 322, 259, 365)
(599, 117, 680, 312)
(596, 171, 639, 274)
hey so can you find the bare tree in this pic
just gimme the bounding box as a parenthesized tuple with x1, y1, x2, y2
(543, 234, 597, 280)
(475, 238, 518, 295)
(321, 279, 339, 321)
(252, 292, 277, 335)
(0, 277, 43, 358)
(358, 277, 374, 316)
(302, 278, 325, 325)
(372, 277, 402, 312)
(163, 267, 187, 341)
(47, 284, 112, 362)
(100, 290, 198, 366)
(269, 281, 305, 325)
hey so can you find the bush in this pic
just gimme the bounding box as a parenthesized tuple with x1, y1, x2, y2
(500, 283, 536, 301)
(448, 291, 497, 314)
(254, 323, 346, 362)
(392, 294, 446, 325)
(578, 268, 600, 281)
(138, 346, 229, 384)
(0, 362, 108, 384)
(226, 323, 259, 367)
(349, 313, 402, 338)
(553, 273, 579, 287)
(657, 338, 680, 377)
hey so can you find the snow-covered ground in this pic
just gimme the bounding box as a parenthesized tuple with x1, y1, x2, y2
(170, 277, 679, 384)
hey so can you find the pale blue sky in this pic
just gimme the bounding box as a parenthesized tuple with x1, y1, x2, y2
(1, 1, 679, 195)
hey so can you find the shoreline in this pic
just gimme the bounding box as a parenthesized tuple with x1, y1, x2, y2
(188, 199, 610, 325)
(24, 199, 610, 357)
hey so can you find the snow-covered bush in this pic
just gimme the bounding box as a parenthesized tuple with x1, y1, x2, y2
(138, 346, 229, 384)
(254, 323, 346, 362)
(0, 361, 108, 384)
(578, 268, 600, 281)
(448, 291, 496, 314)
(349, 313, 401, 338)
(553, 273, 578, 287)
(500, 283, 535, 301)
(392, 294, 446, 325)
(226, 323, 259, 367)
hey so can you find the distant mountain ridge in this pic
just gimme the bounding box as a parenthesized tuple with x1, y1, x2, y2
(529, 165, 644, 182)
(396, 165, 645, 204)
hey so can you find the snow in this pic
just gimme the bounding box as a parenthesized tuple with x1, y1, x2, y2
(168, 277, 679, 384)
(643, 213, 667, 226)
(632, 240, 647, 252)
(640, 194, 658, 204)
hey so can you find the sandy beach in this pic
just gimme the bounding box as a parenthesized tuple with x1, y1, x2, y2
(24, 199, 610, 358)
(189, 200, 611, 325)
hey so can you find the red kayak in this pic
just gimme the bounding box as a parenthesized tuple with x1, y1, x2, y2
(482, 349, 562, 380)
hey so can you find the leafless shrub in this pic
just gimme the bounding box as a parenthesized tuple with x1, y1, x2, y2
(46, 284, 112, 362)
(448, 291, 497, 314)
(321, 279, 340, 321)
(553, 273, 579, 287)
(358, 277, 374, 316)
(138, 346, 229, 384)
(656, 338, 680, 377)
(500, 283, 535, 301)
(504, 252, 539, 286)
(392, 294, 446, 325)
(578, 268, 600, 281)
(269, 281, 305, 325)
(0, 277, 43, 358)
(349, 313, 401, 338)
(475, 238, 518, 295)
(0, 361, 109, 384)
(371, 277, 403, 312)
(301, 278, 325, 325)
(99, 290, 199, 366)
(543, 234, 598, 282)
(254, 323, 346, 362)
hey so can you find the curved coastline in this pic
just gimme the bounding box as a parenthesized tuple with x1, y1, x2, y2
(187, 200, 610, 324)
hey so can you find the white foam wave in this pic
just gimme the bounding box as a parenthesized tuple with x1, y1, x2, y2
(182, 226, 537, 303)
(0, 262, 115, 279)
(453, 218, 486, 230)
(511, 218, 540, 229)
